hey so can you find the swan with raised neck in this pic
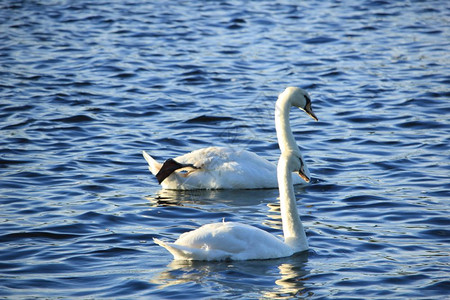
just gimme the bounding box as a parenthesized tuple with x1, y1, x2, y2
(142, 87, 317, 190)
(276, 87, 317, 181)
(278, 150, 309, 251)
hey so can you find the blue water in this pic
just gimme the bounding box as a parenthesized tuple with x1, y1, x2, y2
(1, 0, 449, 298)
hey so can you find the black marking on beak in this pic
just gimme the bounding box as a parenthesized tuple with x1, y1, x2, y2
(298, 157, 310, 183)
(298, 169, 310, 183)
(304, 100, 318, 121)
(155, 158, 199, 184)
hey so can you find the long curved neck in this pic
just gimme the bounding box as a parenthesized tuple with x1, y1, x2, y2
(275, 94, 299, 154)
(278, 155, 308, 251)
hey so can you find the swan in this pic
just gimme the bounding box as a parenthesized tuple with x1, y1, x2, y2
(153, 149, 309, 260)
(153, 88, 313, 261)
(143, 87, 318, 190)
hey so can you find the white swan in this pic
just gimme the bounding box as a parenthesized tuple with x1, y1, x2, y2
(153, 150, 309, 261)
(143, 87, 318, 190)
(153, 88, 312, 260)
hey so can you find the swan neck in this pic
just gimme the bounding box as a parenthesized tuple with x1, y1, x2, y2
(275, 95, 300, 153)
(278, 156, 308, 251)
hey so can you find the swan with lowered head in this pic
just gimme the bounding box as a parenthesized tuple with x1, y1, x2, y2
(143, 87, 318, 190)
(153, 88, 314, 260)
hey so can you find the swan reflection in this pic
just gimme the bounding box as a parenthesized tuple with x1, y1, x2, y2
(150, 252, 309, 298)
(266, 259, 311, 299)
(146, 185, 306, 208)
(146, 188, 280, 208)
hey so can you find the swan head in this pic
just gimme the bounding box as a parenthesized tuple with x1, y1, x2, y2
(282, 87, 318, 121)
(297, 156, 310, 183)
(282, 151, 310, 183)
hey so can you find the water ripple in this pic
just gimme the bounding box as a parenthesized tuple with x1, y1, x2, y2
(0, 0, 449, 298)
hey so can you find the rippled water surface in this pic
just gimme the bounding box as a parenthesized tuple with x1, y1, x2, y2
(1, 0, 449, 298)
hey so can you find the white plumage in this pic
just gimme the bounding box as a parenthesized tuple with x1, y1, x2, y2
(143, 87, 317, 190)
(154, 222, 293, 260)
(143, 146, 306, 189)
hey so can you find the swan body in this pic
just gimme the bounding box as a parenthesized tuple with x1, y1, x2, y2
(143, 147, 307, 190)
(143, 87, 317, 190)
(154, 222, 294, 260)
(154, 87, 313, 260)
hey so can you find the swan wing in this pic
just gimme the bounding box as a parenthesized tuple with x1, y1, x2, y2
(170, 147, 278, 189)
(175, 147, 306, 188)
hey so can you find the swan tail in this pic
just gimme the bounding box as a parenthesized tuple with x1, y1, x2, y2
(153, 238, 201, 260)
(142, 150, 162, 175)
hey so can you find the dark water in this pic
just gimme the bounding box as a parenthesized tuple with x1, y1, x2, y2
(1, 0, 449, 298)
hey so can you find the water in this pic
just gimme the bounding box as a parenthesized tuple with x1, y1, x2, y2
(1, 0, 449, 298)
